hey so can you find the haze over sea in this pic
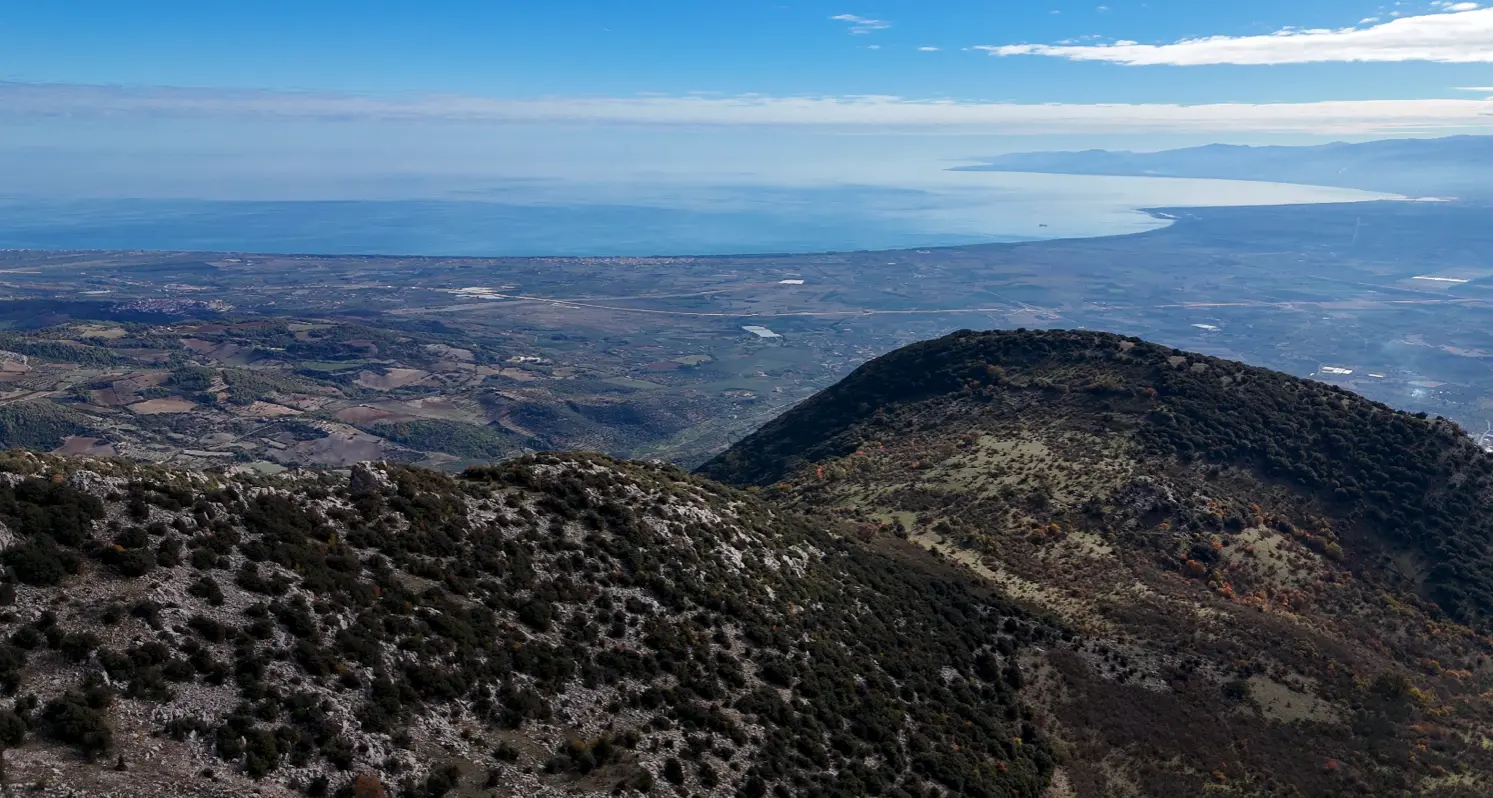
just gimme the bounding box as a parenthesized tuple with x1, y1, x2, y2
(0, 174, 1389, 258)
(0, 121, 1393, 256)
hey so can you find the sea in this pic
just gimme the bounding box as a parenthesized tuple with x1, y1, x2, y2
(0, 173, 1393, 257)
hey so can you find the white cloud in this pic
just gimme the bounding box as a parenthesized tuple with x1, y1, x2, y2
(917, 46, 941, 51)
(830, 13, 891, 34)
(980, 7, 1493, 65)
(5, 81, 1493, 135)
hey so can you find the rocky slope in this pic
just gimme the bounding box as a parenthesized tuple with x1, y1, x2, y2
(702, 329, 1493, 796)
(0, 450, 1054, 797)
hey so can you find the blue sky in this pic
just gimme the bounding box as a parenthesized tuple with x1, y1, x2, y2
(2, 1, 1492, 200)
(3, 1, 1491, 102)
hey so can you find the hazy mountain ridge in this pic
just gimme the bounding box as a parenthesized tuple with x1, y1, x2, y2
(955, 135, 1493, 198)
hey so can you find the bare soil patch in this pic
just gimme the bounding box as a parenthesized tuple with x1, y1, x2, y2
(52, 436, 117, 456)
(275, 430, 387, 466)
(239, 401, 302, 418)
(355, 367, 430, 390)
(335, 405, 410, 424)
(128, 397, 198, 414)
(75, 325, 128, 339)
(425, 343, 474, 361)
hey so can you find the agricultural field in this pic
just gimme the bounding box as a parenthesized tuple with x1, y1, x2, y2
(0, 199, 1491, 469)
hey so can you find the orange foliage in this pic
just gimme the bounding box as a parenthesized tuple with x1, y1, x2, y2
(352, 775, 390, 798)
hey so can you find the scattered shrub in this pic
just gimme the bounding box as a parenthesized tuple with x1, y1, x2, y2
(57, 630, 100, 662)
(40, 685, 114, 757)
(0, 708, 26, 747)
(4, 535, 80, 586)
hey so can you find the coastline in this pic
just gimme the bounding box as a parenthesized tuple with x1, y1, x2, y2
(0, 174, 1399, 260)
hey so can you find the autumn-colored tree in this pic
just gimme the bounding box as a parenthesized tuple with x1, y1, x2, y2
(351, 774, 389, 798)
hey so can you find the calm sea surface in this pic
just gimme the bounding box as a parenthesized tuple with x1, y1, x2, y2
(0, 173, 1393, 257)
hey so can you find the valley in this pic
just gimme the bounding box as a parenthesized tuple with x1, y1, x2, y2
(0, 199, 1491, 471)
(8, 4, 1493, 796)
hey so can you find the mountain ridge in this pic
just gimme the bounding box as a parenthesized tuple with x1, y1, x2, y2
(699, 328, 1493, 625)
(953, 135, 1493, 198)
(702, 328, 1493, 795)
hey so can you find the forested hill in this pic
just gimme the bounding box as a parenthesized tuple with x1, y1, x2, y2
(699, 328, 1493, 626)
(701, 328, 1493, 795)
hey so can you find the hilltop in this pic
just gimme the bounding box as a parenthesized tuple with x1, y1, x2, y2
(702, 328, 1493, 796)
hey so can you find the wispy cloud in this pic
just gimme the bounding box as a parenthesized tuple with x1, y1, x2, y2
(980, 7, 1493, 65)
(4, 82, 1493, 134)
(917, 46, 941, 51)
(830, 13, 891, 34)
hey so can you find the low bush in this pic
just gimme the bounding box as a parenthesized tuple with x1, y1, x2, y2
(4, 535, 80, 586)
(40, 683, 114, 757)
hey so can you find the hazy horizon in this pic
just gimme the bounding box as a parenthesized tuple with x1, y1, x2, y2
(0, 171, 1393, 257)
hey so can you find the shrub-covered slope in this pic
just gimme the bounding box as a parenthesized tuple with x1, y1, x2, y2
(702, 328, 1493, 796)
(0, 451, 1053, 797)
(700, 328, 1493, 626)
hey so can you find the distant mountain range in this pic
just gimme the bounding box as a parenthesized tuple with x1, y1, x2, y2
(954, 135, 1493, 198)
